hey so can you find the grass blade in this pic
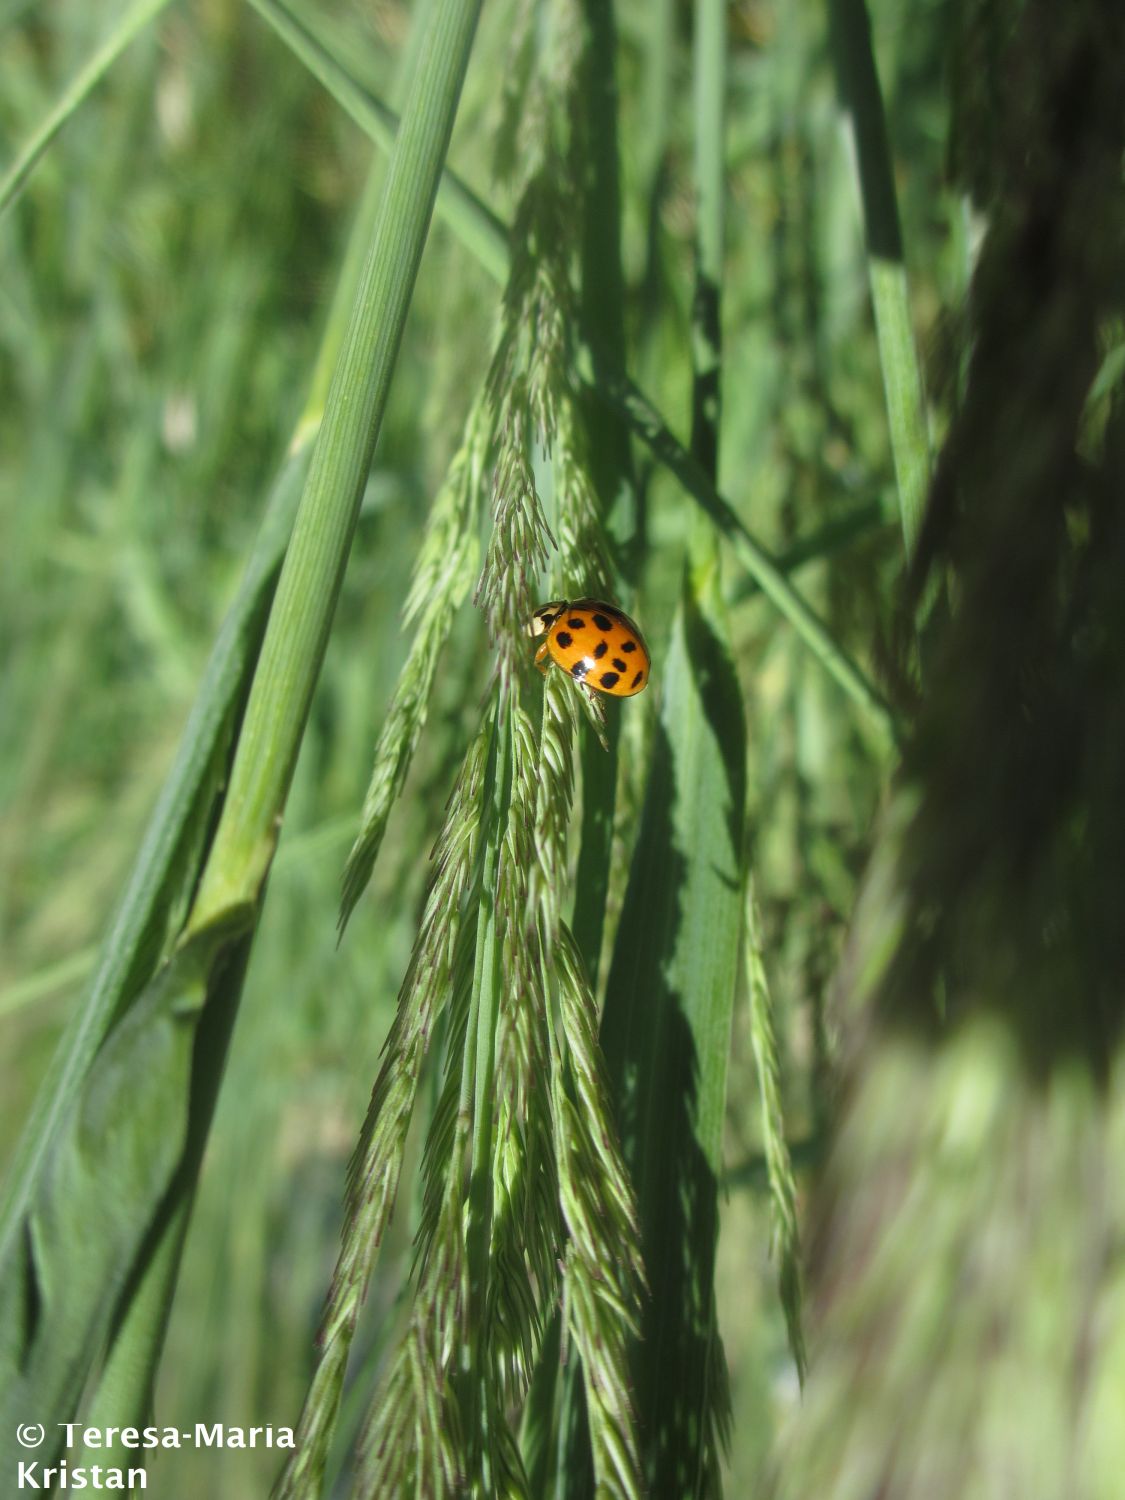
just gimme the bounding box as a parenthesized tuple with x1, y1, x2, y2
(601, 567, 747, 1496)
(0, 919, 237, 1469)
(189, 0, 484, 934)
(75, 927, 256, 1454)
(553, 4, 638, 1471)
(598, 11, 748, 1469)
(246, 0, 508, 285)
(830, 0, 931, 557)
(570, 0, 637, 991)
(0, 446, 305, 1279)
(0, 0, 174, 217)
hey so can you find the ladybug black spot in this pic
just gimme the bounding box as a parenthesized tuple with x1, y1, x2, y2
(592, 612, 613, 631)
(593, 640, 609, 660)
(621, 640, 638, 653)
(612, 658, 627, 672)
(600, 671, 620, 689)
(631, 671, 644, 688)
(556, 631, 573, 649)
(568, 617, 585, 629)
(571, 661, 589, 680)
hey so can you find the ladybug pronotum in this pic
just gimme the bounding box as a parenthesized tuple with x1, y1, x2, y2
(526, 598, 650, 698)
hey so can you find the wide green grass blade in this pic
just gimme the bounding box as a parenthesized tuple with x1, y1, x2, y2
(78, 1195, 193, 1451)
(595, 9, 747, 1487)
(0, 918, 238, 1469)
(0, 54, 388, 1429)
(0, 0, 174, 216)
(69, 921, 256, 1462)
(601, 566, 747, 1496)
(0, 447, 306, 1276)
(0, 436, 302, 1461)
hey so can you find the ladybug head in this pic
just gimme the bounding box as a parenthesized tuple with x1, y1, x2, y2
(525, 600, 569, 638)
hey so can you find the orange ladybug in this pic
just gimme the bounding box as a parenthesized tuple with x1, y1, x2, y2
(527, 598, 650, 698)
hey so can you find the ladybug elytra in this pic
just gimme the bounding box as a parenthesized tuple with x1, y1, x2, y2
(527, 598, 650, 698)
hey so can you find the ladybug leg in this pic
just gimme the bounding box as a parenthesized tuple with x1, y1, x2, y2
(534, 641, 551, 676)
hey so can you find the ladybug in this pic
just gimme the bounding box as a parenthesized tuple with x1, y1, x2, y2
(527, 598, 650, 697)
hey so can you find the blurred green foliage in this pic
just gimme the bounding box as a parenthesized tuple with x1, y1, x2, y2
(0, 0, 1011, 1493)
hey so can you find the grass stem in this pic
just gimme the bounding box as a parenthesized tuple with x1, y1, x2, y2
(189, 0, 485, 934)
(0, 0, 174, 216)
(830, 0, 931, 558)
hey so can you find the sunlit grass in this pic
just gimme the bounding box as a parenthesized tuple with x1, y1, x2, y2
(0, 0, 948, 1492)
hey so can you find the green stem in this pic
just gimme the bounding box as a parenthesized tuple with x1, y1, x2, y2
(830, 0, 931, 559)
(189, 0, 484, 933)
(0, 0, 175, 215)
(730, 497, 892, 600)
